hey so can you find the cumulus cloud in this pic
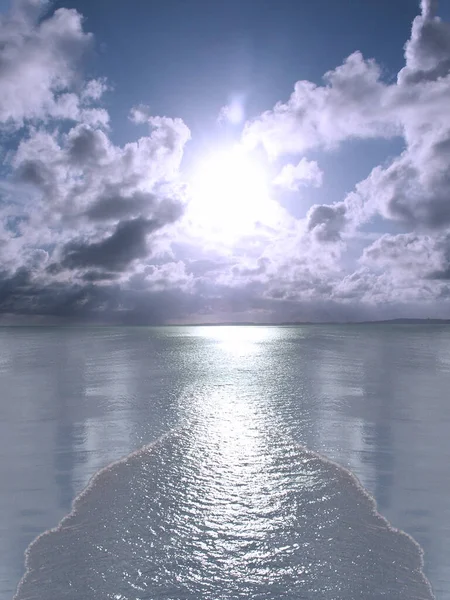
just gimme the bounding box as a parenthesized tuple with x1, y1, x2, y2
(2, 0, 450, 322)
(358, 3, 450, 231)
(242, 52, 398, 158)
(59, 218, 166, 272)
(8, 117, 191, 286)
(0, 0, 104, 126)
(130, 261, 194, 292)
(235, 0, 450, 316)
(0, 0, 196, 322)
(399, 0, 450, 83)
(273, 158, 323, 191)
(243, 0, 450, 245)
(218, 96, 246, 125)
(12, 118, 190, 224)
(361, 232, 450, 281)
(306, 203, 347, 243)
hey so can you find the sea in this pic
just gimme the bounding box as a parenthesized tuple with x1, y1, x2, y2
(1, 325, 449, 599)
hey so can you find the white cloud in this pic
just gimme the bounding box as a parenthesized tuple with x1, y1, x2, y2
(129, 104, 151, 124)
(7, 115, 191, 279)
(0, 0, 96, 126)
(242, 51, 398, 159)
(3, 0, 450, 321)
(273, 158, 323, 191)
(361, 232, 450, 281)
(131, 261, 194, 292)
(12, 116, 190, 218)
(244, 0, 450, 242)
(399, 0, 450, 83)
(230, 0, 450, 315)
(218, 97, 245, 125)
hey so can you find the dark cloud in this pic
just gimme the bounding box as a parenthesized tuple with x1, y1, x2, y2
(428, 267, 450, 280)
(15, 159, 58, 201)
(67, 126, 110, 166)
(85, 190, 183, 223)
(85, 192, 150, 221)
(60, 217, 161, 272)
(359, 233, 450, 305)
(307, 203, 347, 242)
(0, 268, 31, 306)
(0, 270, 198, 324)
(81, 271, 119, 282)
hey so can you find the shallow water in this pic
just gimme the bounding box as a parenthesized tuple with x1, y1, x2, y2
(1, 325, 450, 598)
(16, 427, 430, 600)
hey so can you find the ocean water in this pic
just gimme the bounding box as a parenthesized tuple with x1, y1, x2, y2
(1, 326, 449, 599)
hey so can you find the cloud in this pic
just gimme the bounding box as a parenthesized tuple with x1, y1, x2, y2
(129, 261, 194, 292)
(129, 104, 151, 124)
(0, 0, 195, 322)
(59, 217, 165, 272)
(218, 97, 245, 125)
(86, 191, 160, 222)
(0, 0, 103, 126)
(361, 232, 450, 282)
(244, 0, 450, 240)
(273, 158, 323, 191)
(306, 203, 347, 242)
(2, 0, 450, 323)
(232, 0, 450, 315)
(359, 115, 450, 229)
(242, 51, 398, 158)
(232, 257, 271, 277)
(12, 117, 190, 225)
(7, 116, 191, 289)
(399, 0, 450, 83)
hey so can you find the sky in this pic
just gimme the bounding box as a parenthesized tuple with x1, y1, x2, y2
(1, 0, 450, 324)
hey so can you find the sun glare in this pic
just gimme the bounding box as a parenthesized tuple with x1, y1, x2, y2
(189, 145, 274, 238)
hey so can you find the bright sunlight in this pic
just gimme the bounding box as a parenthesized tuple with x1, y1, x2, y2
(188, 145, 275, 239)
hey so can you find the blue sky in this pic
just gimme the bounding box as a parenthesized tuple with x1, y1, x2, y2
(55, 0, 419, 199)
(50, 0, 419, 201)
(1, 0, 450, 323)
(53, 0, 420, 121)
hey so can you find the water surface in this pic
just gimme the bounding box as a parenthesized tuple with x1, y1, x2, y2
(1, 325, 449, 597)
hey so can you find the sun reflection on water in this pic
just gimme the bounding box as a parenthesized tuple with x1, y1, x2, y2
(13, 327, 435, 600)
(191, 325, 277, 357)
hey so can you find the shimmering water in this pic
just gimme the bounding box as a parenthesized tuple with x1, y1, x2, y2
(1, 325, 450, 598)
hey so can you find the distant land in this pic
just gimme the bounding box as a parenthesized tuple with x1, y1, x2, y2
(180, 318, 450, 326)
(349, 318, 450, 325)
(1, 318, 450, 327)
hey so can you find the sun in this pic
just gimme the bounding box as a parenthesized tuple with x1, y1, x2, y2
(188, 145, 274, 238)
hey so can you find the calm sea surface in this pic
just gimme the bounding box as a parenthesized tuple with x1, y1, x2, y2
(1, 325, 449, 598)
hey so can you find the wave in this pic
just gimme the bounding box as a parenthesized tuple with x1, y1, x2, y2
(15, 425, 434, 600)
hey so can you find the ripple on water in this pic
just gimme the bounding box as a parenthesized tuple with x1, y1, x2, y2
(15, 425, 433, 600)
